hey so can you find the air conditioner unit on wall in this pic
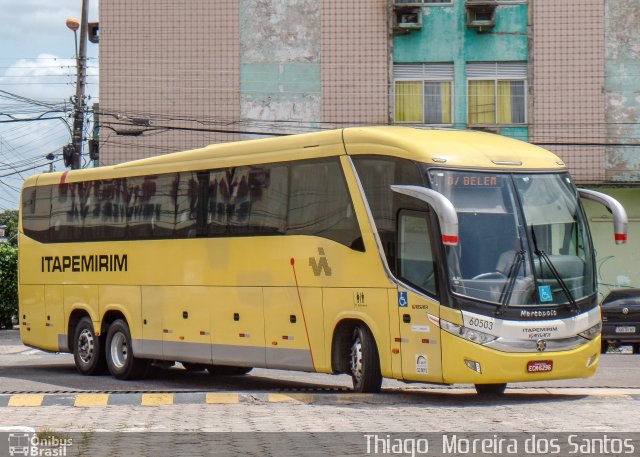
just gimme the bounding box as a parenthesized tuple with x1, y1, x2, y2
(393, 4, 423, 34)
(465, 1, 497, 32)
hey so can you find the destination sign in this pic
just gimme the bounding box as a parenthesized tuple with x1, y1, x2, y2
(447, 175, 499, 187)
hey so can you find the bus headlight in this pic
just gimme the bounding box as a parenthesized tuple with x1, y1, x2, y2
(578, 322, 602, 340)
(440, 319, 497, 345)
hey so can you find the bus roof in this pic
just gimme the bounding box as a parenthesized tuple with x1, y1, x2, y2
(27, 127, 565, 187)
(343, 127, 565, 170)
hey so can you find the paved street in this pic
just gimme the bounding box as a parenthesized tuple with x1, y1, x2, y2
(1, 328, 640, 436)
(1, 329, 639, 393)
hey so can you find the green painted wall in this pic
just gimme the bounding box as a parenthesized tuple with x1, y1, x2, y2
(605, 0, 640, 182)
(239, 0, 321, 127)
(394, 2, 529, 139)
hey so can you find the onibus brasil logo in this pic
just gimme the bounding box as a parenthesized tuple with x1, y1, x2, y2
(7, 431, 72, 457)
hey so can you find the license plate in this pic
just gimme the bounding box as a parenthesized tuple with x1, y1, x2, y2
(527, 360, 553, 373)
(615, 326, 636, 334)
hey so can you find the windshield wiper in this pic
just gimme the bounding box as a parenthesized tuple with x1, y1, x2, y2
(530, 227, 581, 314)
(495, 249, 525, 316)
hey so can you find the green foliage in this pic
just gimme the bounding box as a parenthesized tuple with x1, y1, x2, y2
(0, 210, 18, 247)
(0, 243, 18, 329)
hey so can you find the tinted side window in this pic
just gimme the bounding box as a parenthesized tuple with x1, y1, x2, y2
(352, 156, 425, 273)
(22, 185, 51, 243)
(50, 183, 84, 242)
(289, 159, 362, 250)
(90, 179, 127, 241)
(175, 171, 199, 238)
(126, 174, 177, 239)
(24, 158, 363, 250)
(207, 169, 230, 236)
(229, 165, 288, 235)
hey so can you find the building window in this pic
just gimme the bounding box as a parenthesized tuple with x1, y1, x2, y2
(467, 62, 527, 125)
(394, 64, 454, 125)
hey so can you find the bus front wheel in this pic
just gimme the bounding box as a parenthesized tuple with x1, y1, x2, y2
(105, 319, 149, 380)
(350, 325, 382, 393)
(73, 317, 106, 375)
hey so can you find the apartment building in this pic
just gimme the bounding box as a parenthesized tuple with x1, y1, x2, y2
(98, 0, 639, 291)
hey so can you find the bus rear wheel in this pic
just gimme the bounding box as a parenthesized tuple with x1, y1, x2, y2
(105, 319, 149, 380)
(207, 365, 252, 376)
(350, 325, 382, 393)
(475, 383, 507, 396)
(73, 317, 106, 375)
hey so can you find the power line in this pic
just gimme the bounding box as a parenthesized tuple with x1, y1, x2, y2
(0, 159, 61, 178)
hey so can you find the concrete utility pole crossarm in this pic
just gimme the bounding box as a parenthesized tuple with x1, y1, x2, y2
(69, 0, 90, 170)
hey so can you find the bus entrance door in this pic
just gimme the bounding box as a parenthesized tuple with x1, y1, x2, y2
(397, 287, 443, 383)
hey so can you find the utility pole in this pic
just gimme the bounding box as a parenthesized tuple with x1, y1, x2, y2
(67, 0, 90, 169)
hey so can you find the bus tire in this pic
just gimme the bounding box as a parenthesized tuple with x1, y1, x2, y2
(601, 340, 609, 354)
(73, 317, 107, 375)
(350, 325, 382, 393)
(207, 365, 252, 376)
(105, 319, 149, 380)
(475, 383, 507, 396)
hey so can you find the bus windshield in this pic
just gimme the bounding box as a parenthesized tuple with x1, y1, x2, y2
(428, 170, 595, 308)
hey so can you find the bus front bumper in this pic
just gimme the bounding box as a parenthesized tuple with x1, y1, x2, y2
(441, 331, 601, 385)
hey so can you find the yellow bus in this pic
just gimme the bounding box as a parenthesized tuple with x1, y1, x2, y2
(19, 127, 628, 394)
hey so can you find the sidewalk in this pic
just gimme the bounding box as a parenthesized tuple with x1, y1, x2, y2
(1, 387, 640, 408)
(1, 390, 639, 432)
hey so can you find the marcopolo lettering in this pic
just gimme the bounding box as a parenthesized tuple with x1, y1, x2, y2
(520, 309, 558, 318)
(41, 254, 128, 273)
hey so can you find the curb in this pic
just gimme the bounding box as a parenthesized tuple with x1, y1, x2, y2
(0, 392, 371, 408)
(0, 389, 638, 408)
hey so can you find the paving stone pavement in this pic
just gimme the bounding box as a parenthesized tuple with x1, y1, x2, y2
(1, 391, 639, 433)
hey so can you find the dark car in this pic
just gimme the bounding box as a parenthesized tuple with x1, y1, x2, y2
(601, 289, 640, 354)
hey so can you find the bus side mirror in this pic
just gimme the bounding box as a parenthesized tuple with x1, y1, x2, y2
(390, 185, 459, 246)
(578, 189, 628, 245)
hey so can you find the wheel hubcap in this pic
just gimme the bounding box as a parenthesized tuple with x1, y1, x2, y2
(110, 332, 128, 369)
(78, 329, 94, 364)
(350, 332, 363, 383)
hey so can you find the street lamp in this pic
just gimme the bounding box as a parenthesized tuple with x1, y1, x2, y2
(65, 17, 80, 58)
(64, 3, 89, 169)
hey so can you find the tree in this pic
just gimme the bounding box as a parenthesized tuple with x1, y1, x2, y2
(0, 210, 18, 247)
(0, 243, 18, 329)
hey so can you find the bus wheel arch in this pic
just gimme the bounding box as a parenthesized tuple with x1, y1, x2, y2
(101, 309, 127, 337)
(331, 319, 382, 393)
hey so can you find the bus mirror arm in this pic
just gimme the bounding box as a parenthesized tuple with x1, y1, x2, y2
(577, 188, 628, 245)
(391, 185, 459, 246)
